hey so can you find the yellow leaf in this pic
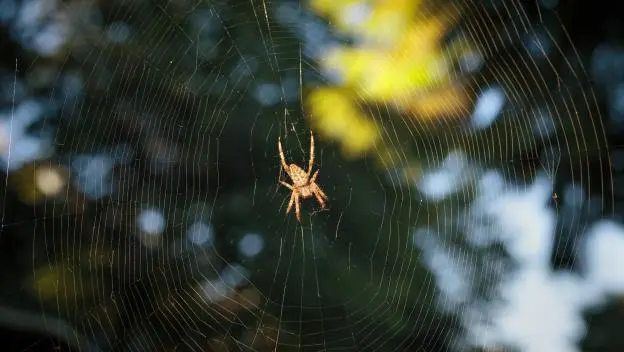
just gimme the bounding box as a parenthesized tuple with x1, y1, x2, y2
(307, 88, 379, 158)
(310, 0, 424, 46)
(357, 54, 449, 100)
(402, 83, 471, 121)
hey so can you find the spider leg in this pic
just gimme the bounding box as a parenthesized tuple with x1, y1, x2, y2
(313, 183, 329, 201)
(286, 191, 296, 214)
(320, 188, 329, 200)
(313, 189, 326, 209)
(307, 131, 314, 176)
(314, 181, 328, 199)
(278, 136, 290, 171)
(295, 193, 302, 222)
(310, 171, 327, 200)
(279, 181, 294, 190)
(310, 170, 319, 183)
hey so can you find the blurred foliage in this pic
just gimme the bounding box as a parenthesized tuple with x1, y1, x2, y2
(308, 0, 473, 171)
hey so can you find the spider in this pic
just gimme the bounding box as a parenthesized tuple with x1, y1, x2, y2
(278, 131, 328, 222)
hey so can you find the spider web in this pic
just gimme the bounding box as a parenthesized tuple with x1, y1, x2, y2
(0, 0, 620, 351)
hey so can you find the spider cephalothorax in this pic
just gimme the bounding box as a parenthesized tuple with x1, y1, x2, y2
(278, 131, 328, 222)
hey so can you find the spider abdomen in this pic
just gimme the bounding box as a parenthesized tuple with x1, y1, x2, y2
(288, 165, 309, 186)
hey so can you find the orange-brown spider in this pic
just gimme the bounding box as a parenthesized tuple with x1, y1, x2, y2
(278, 131, 328, 222)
